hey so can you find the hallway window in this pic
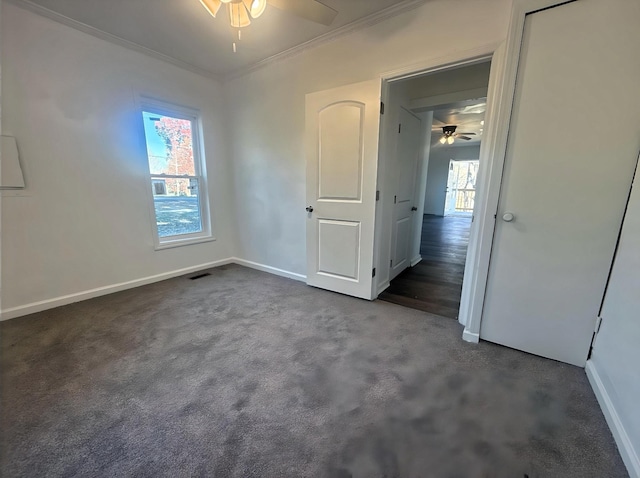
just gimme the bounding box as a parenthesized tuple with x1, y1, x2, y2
(141, 99, 212, 249)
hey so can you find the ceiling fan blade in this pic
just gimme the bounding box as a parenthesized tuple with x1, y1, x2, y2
(267, 0, 338, 26)
(457, 132, 476, 135)
(200, 0, 222, 18)
(457, 135, 473, 141)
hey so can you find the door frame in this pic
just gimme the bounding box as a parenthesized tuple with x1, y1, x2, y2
(374, 0, 572, 340)
(374, 46, 497, 325)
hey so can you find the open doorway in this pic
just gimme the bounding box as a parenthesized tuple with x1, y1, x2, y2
(377, 63, 490, 320)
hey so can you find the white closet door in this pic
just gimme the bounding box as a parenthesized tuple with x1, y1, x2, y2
(389, 108, 422, 280)
(480, 0, 640, 366)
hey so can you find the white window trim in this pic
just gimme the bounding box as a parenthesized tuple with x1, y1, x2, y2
(139, 96, 214, 250)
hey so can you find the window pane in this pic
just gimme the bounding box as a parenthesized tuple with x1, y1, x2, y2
(152, 178, 202, 238)
(142, 111, 195, 176)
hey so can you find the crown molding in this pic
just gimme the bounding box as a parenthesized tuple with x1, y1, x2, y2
(224, 0, 429, 81)
(7, 0, 428, 84)
(6, 0, 223, 82)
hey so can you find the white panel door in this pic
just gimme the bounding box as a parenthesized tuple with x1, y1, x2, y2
(305, 79, 381, 299)
(480, 0, 640, 366)
(390, 108, 422, 280)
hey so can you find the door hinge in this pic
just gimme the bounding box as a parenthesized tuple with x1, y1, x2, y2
(398, 123, 402, 133)
(376, 190, 380, 201)
(594, 316, 603, 334)
(380, 102, 385, 115)
(390, 259, 393, 267)
(372, 268, 376, 277)
(394, 195, 397, 204)
(588, 316, 604, 359)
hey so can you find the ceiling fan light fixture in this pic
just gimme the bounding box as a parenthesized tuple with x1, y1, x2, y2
(439, 136, 447, 144)
(201, 0, 338, 53)
(447, 136, 455, 145)
(200, 0, 222, 17)
(245, 0, 267, 18)
(229, 2, 251, 28)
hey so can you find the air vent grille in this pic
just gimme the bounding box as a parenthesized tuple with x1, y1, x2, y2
(189, 272, 211, 280)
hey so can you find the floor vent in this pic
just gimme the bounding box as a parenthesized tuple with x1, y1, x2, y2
(189, 272, 211, 280)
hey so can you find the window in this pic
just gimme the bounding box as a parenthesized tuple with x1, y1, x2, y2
(445, 160, 479, 216)
(141, 100, 212, 248)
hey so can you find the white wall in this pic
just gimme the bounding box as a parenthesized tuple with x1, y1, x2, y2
(1, 3, 235, 315)
(405, 61, 492, 101)
(587, 167, 640, 477)
(423, 148, 450, 216)
(0, 0, 3, 316)
(423, 144, 481, 215)
(224, 0, 511, 282)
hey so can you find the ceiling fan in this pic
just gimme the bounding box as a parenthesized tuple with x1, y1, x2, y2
(435, 125, 476, 145)
(200, 0, 338, 28)
(200, 0, 338, 51)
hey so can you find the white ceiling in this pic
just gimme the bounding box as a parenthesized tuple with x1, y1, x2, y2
(15, 0, 420, 78)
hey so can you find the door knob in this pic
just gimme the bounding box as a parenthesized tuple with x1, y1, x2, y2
(411, 207, 418, 211)
(502, 212, 515, 222)
(306, 206, 314, 213)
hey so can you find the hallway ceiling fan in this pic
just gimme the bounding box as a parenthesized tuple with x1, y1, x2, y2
(436, 125, 476, 144)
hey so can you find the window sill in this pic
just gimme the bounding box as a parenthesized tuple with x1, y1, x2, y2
(155, 235, 216, 251)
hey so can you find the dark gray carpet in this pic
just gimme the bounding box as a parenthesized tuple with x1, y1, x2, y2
(1, 264, 626, 477)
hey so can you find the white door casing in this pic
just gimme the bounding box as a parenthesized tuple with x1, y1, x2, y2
(480, 0, 640, 366)
(389, 108, 422, 281)
(305, 79, 382, 300)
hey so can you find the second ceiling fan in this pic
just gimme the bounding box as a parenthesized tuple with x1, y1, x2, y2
(436, 125, 476, 145)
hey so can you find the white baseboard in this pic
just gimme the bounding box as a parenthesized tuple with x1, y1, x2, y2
(586, 361, 640, 478)
(1, 257, 308, 321)
(0, 258, 235, 321)
(410, 255, 423, 267)
(462, 327, 480, 343)
(377, 280, 390, 296)
(231, 257, 306, 282)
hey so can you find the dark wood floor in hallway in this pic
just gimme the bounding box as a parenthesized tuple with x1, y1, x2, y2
(378, 214, 472, 319)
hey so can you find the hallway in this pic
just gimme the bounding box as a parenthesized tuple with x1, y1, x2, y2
(378, 215, 472, 319)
